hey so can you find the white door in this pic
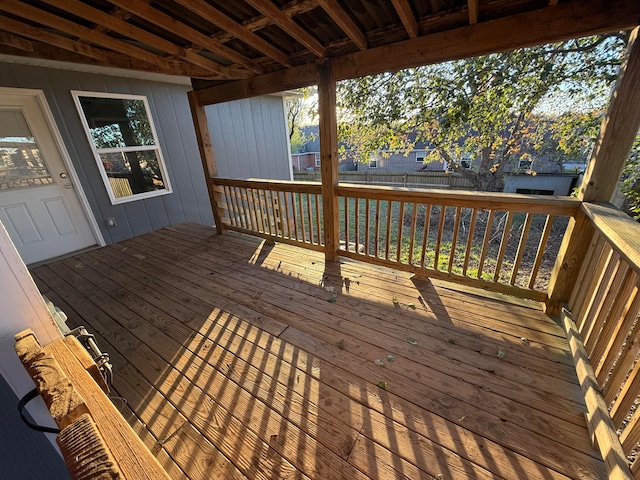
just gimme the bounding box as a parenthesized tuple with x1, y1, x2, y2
(0, 91, 97, 264)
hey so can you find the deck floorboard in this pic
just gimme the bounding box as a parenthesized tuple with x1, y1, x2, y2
(31, 223, 606, 479)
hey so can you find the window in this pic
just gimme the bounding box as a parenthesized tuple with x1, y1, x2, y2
(416, 151, 426, 162)
(460, 159, 471, 169)
(369, 154, 378, 168)
(518, 159, 533, 170)
(314, 153, 321, 167)
(72, 92, 171, 205)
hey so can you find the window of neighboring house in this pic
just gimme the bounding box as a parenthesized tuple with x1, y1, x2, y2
(369, 156, 378, 168)
(72, 91, 171, 205)
(416, 151, 427, 162)
(460, 159, 471, 169)
(518, 159, 533, 170)
(315, 153, 321, 167)
(516, 188, 554, 195)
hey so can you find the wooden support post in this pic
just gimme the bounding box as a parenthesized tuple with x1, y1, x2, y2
(580, 27, 640, 203)
(547, 28, 640, 313)
(318, 58, 339, 261)
(187, 90, 225, 233)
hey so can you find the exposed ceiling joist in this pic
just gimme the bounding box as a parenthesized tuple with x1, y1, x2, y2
(0, 0, 211, 78)
(213, 0, 319, 44)
(173, 0, 292, 67)
(316, 0, 367, 50)
(468, 0, 479, 25)
(195, 0, 640, 105)
(0, 31, 34, 52)
(244, 0, 327, 57)
(106, 0, 264, 75)
(40, 0, 232, 77)
(390, 0, 419, 39)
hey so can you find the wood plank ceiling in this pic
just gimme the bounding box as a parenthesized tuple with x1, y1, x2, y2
(0, 1, 639, 92)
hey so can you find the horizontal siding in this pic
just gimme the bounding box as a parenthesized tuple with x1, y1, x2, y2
(205, 96, 291, 180)
(0, 62, 214, 245)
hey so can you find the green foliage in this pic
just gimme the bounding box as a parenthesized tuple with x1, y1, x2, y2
(621, 133, 640, 220)
(286, 87, 317, 153)
(337, 34, 627, 191)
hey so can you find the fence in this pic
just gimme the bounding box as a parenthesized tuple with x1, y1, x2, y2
(293, 171, 474, 190)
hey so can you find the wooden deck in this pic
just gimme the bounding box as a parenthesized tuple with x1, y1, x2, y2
(31, 223, 606, 479)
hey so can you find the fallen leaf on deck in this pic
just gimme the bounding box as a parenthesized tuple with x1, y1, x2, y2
(407, 337, 418, 345)
(374, 359, 384, 366)
(324, 286, 335, 293)
(392, 296, 399, 304)
(376, 381, 388, 390)
(497, 349, 506, 360)
(327, 293, 338, 303)
(386, 354, 395, 362)
(336, 340, 345, 349)
(407, 303, 416, 309)
(448, 339, 456, 345)
(521, 337, 530, 345)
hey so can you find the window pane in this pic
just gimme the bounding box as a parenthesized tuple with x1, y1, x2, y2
(0, 110, 53, 190)
(78, 97, 155, 148)
(100, 149, 166, 198)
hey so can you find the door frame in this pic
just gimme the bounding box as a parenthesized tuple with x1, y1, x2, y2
(0, 86, 105, 250)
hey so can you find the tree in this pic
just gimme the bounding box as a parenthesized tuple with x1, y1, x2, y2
(286, 88, 317, 153)
(620, 132, 640, 219)
(337, 34, 628, 191)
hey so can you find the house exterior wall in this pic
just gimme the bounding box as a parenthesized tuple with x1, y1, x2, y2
(205, 96, 292, 180)
(357, 150, 447, 172)
(503, 174, 578, 196)
(0, 62, 214, 245)
(292, 153, 318, 171)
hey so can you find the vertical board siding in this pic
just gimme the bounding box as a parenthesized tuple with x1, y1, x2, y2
(0, 62, 214, 246)
(206, 96, 291, 181)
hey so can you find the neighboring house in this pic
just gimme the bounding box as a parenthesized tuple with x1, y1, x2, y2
(290, 125, 356, 171)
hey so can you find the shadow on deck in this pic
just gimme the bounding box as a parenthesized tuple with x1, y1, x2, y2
(31, 223, 604, 479)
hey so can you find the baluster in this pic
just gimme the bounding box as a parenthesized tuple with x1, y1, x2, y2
(462, 208, 478, 276)
(493, 211, 514, 282)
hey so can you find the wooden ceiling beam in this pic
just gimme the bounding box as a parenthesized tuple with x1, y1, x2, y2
(316, 0, 367, 50)
(0, 31, 34, 52)
(40, 0, 231, 78)
(468, 0, 479, 25)
(244, 0, 326, 57)
(390, 0, 419, 39)
(106, 0, 264, 74)
(0, 0, 214, 78)
(0, 40, 212, 77)
(173, 0, 292, 67)
(195, 0, 640, 105)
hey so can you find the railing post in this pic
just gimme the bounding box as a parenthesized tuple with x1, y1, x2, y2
(188, 90, 225, 234)
(547, 28, 640, 314)
(318, 58, 340, 261)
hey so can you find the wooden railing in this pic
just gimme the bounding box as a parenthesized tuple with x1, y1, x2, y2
(565, 202, 640, 475)
(212, 177, 580, 301)
(212, 178, 324, 251)
(336, 184, 579, 300)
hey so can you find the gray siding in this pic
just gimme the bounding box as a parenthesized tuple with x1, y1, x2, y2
(358, 150, 446, 173)
(0, 374, 70, 479)
(205, 96, 291, 180)
(503, 174, 578, 196)
(0, 63, 214, 245)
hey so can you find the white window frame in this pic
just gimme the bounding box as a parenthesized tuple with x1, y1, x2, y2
(416, 150, 427, 162)
(314, 153, 321, 167)
(369, 156, 378, 168)
(71, 91, 172, 205)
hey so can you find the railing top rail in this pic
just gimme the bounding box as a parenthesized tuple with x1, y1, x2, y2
(336, 183, 581, 216)
(211, 177, 322, 193)
(582, 202, 640, 274)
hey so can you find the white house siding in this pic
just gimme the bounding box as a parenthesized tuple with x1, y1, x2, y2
(0, 62, 214, 244)
(205, 96, 292, 180)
